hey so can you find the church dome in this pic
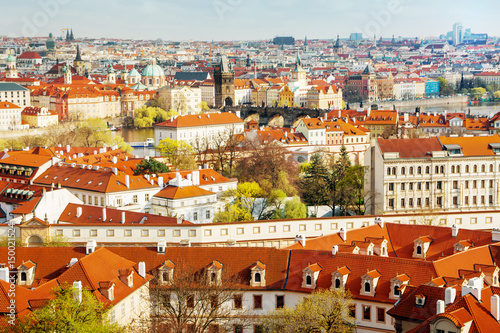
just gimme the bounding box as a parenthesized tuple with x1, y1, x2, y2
(6, 54, 16, 62)
(128, 68, 141, 77)
(142, 63, 164, 77)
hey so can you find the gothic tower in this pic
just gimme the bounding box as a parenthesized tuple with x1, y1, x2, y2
(73, 45, 85, 76)
(214, 55, 235, 108)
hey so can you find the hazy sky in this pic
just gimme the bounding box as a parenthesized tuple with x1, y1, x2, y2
(2, 0, 499, 41)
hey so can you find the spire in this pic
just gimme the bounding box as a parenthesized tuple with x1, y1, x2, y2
(296, 51, 301, 67)
(304, 36, 308, 46)
(335, 34, 340, 48)
(219, 55, 230, 72)
(75, 45, 82, 62)
(70, 29, 74, 41)
(66, 30, 69, 41)
(391, 34, 395, 44)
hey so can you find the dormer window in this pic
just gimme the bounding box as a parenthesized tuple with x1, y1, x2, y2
(332, 266, 350, 290)
(416, 245, 422, 255)
(250, 261, 266, 287)
(158, 260, 175, 285)
(119, 269, 134, 288)
(17, 260, 36, 286)
(413, 236, 432, 259)
(390, 274, 410, 300)
(302, 264, 322, 289)
(454, 240, 472, 253)
(360, 270, 381, 296)
(99, 282, 115, 301)
(207, 261, 223, 285)
(21, 272, 27, 282)
(415, 294, 426, 307)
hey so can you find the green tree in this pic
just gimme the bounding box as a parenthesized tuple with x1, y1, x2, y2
(494, 91, 500, 99)
(133, 158, 170, 175)
(283, 196, 307, 219)
(471, 87, 487, 100)
(213, 202, 253, 223)
(134, 106, 178, 128)
(43, 235, 70, 247)
(260, 288, 355, 333)
(199, 101, 210, 112)
(13, 284, 122, 333)
(299, 153, 329, 214)
(437, 77, 454, 96)
(74, 118, 112, 147)
(156, 138, 196, 170)
(148, 95, 168, 111)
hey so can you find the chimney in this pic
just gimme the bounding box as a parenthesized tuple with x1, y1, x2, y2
(332, 245, 339, 256)
(339, 228, 346, 241)
(86, 239, 96, 255)
(175, 172, 181, 186)
(445, 287, 456, 305)
(375, 216, 384, 228)
(493, 228, 500, 242)
(203, 163, 208, 169)
(121, 211, 126, 224)
(436, 300, 445, 315)
(112, 156, 117, 164)
(66, 144, 71, 153)
(125, 175, 130, 188)
(462, 277, 483, 301)
(177, 217, 183, 224)
(157, 240, 166, 254)
(0, 265, 8, 282)
(76, 207, 82, 218)
(158, 176, 164, 188)
(492, 294, 500, 321)
(404, 112, 409, 122)
(236, 110, 241, 119)
(192, 171, 200, 186)
(138, 262, 146, 278)
(102, 208, 107, 222)
(295, 234, 306, 247)
(338, 110, 341, 118)
(452, 224, 459, 238)
(73, 280, 82, 304)
(93, 150, 97, 155)
(69, 258, 78, 267)
(112, 167, 118, 175)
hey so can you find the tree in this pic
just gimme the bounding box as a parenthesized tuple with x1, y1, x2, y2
(199, 101, 210, 112)
(156, 138, 196, 170)
(43, 235, 70, 247)
(134, 158, 170, 176)
(134, 106, 178, 128)
(148, 264, 252, 333)
(260, 288, 355, 333)
(437, 77, 454, 96)
(148, 95, 168, 111)
(13, 284, 121, 333)
(213, 202, 253, 223)
(494, 91, 500, 99)
(299, 153, 329, 215)
(471, 87, 486, 101)
(282, 196, 307, 219)
(74, 118, 112, 147)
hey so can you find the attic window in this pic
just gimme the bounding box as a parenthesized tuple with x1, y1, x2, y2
(415, 295, 426, 307)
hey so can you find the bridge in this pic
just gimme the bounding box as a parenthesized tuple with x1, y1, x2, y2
(224, 106, 329, 127)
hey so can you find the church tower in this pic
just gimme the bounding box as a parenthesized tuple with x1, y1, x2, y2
(73, 45, 85, 76)
(214, 55, 235, 108)
(289, 52, 307, 87)
(106, 65, 116, 84)
(64, 64, 72, 85)
(5, 52, 18, 78)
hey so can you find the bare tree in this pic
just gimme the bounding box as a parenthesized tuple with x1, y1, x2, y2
(192, 136, 211, 168)
(147, 264, 253, 333)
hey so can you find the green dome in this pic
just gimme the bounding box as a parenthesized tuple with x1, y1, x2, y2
(6, 54, 15, 62)
(128, 68, 141, 77)
(141, 63, 164, 77)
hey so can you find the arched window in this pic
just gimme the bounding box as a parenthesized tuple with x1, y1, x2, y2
(416, 245, 422, 255)
(482, 165, 485, 172)
(401, 167, 406, 175)
(457, 165, 461, 173)
(335, 278, 341, 289)
(425, 166, 430, 174)
(387, 167, 391, 176)
(490, 164, 494, 172)
(440, 166, 444, 174)
(466, 165, 470, 173)
(474, 165, 477, 173)
(392, 167, 396, 175)
(394, 285, 400, 296)
(451, 166, 455, 173)
(364, 282, 371, 292)
(211, 272, 217, 283)
(306, 275, 312, 286)
(435, 166, 439, 174)
(254, 272, 261, 283)
(21, 272, 27, 282)
(409, 167, 414, 175)
(162, 271, 169, 282)
(417, 166, 422, 174)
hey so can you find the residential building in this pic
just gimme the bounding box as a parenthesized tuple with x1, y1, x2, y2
(345, 66, 378, 102)
(0, 101, 22, 130)
(158, 85, 202, 115)
(306, 85, 343, 109)
(0, 82, 30, 107)
(364, 110, 399, 138)
(21, 106, 58, 128)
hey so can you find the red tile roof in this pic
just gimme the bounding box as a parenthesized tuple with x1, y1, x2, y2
(378, 137, 442, 158)
(155, 112, 243, 128)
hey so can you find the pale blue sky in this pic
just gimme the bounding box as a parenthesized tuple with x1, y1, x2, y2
(2, 0, 499, 40)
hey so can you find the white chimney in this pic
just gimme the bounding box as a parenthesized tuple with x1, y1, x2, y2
(339, 228, 346, 241)
(462, 277, 483, 301)
(112, 167, 118, 175)
(73, 280, 82, 304)
(157, 240, 166, 254)
(158, 176, 164, 188)
(125, 175, 130, 188)
(112, 156, 117, 164)
(445, 287, 456, 305)
(491, 294, 500, 321)
(138, 262, 146, 278)
(76, 207, 82, 218)
(338, 110, 341, 118)
(404, 113, 409, 122)
(72, 154, 77, 159)
(102, 208, 107, 222)
(295, 234, 306, 247)
(125, 156, 128, 161)
(236, 110, 241, 118)
(175, 172, 181, 186)
(493, 228, 500, 242)
(452, 224, 459, 238)
(93, 150, 97, 155)
(374, 216, 384, 228)
(192, 171, 200, 186)
(86, 239, 96, 255)
(78, 153, 83, 158)
(436, 300, 445, 315)
(121, 211, 126, 224)
(332, 245, 339, 256)
(177, 217, 183, 224)
(66, 144, 71, 153)
(0, 265, 8, 282)
(69, 258, 78, 267)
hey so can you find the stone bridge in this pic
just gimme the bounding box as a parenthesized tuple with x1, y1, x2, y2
(224, 106, 328, 127)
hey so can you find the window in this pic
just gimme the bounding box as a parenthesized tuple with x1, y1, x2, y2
(20, 272, 27, 282)
(253, 227, 261, 234)
(416, 245, 422, 255)
(158, 229, 165, 237)
(254, 325, 264, 333)
(145, 193, 150, 201)
(56, 229, 63, 236)
(426, 182, 430, 190)
(133, 195, 138, 203)
(206, 210, 211, 219)
(436, 181, 442, 190)
(474, 165, 477, 173)
(234, 295, 243, 309)
(401, 183, 405, 191)
(142, 229, 149, 237)
(465, 196, 469, 205)
(347, 222, 354, 229)
(349, 305, 356, 319)
(107, 229, 114, 237)
(466, 165, 470, 173)
(90, 229, 97, 237)
(269, 226, 276, 233)
(388, 198, 394, 209)
(377, 307, 386, 323)
(394, 284, 401, 297)
(193, 212, 198, 221)
(299, 224, 306, 231)
(204, 229, 212, 236)
(471, 217, 477, 224)
(453, 181, 458, 189)
(401, 198, 405, 208)
(417, 166, 422, 174)
(388, 183, 394, 191)
(173, 230, 181, 237)
(364, 282, 371, 292)
(276, 295, 285, 309)
(237, 227, 244, 234)
(409, 167, 414, 174)
(315, 224, 322, 231)
(487, 217, 493, 224)
(331, 223, 338, 230)
(453, 197, 458, 206)
(234, 325, 243, 333)
(221, 228, 228, 236)
(409, 183, 414, 191)
(189, 230, 196, 237)
(253, 295, 262, 309)
(363, 305, 371, 320)
(125, 229, 132, 237)
(436, 196, 442, 207)
(465, 180, 469, 189)
(425, 166, 430, 174)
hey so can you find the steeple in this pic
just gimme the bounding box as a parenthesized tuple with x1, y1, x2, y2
(246, 54, 251, 68)
(66, 30, 70, 42)
(295, 51, 301, 67)
(304, 36, 308, 51)
(75, 45, 82, 62)
(70, 29, 74, 41)
(335, 35, 340, 48)
(391, 34, 395, 44)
